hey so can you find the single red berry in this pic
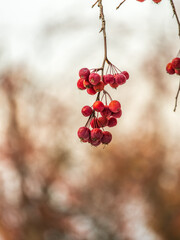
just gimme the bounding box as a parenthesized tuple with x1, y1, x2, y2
(136, 0, 145, 2)
(89, 73, 101, 85)
(77, 127, 90, 141)
(103, 74, 115, 85)
(83, 80, 92, 89)
(100, 105, 112, 118)
(101, 131, 112, 144)
(108, 117, 117, 127)
(121, 71, 129, 80)
(77, 78, 86, 90)
(114, 73, 126, 85)
(93, 81, 104, 92)
(109, 82, 119, 89)
(172, 58, 180, 70)
(93, 101, 105, 112)
(111, 109, 122, 118)
(90, 139, 102, 147)
(81, 106, 93, 117)
(175, 69, 180, 75)
(79, 68, 90, 80)
(109, 100, 121, 113)
(91, 128, 103, 141)
(87, 87, 96, 95)
(90, 118, 99, 128)
(166, 62, 175, 75)
(97, 116, 108, 128)
(152, 0, 161, 3)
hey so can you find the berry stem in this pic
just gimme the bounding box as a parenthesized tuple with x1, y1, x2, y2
(174, 79, 180, 112)
(169, 0, 180, 38)
(116, 0, 127, 10)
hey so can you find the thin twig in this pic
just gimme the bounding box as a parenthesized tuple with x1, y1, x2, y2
(174, 80, 180, 112)
(169, 0, 180, 37)
(116, 0, 127, 10)
(92, 0, 98, 8)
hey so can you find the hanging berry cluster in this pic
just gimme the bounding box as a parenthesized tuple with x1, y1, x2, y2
(77, 65, 129, 146)
(166, 57, 180, 76)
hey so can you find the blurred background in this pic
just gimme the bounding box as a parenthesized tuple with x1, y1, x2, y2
(0, 0, 180, 239)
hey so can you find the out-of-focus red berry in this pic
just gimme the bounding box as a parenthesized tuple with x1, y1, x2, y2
(101, 131, 112, 144)
(100, 105, 112, 118)
(87, 87, 96, 95)
(111, 109, 122, 118)
(91, 128, 103, 141)
(109, 100, 121, 113)
(152, 0, 161, 3)
(83, 80, 92, 89)
(93, 101, 105, 112)
(114, 73, 126, 85)
(79, 68, 90, 80)
(166, 62, 175, 75)
(109, 82, 119, 89)
(93, 81, 104, 92)
(175, 69, 180, 75)
(172, 58, 180, 70)
(90, 118, 99, 128)
(77, 78, 86, 90)
(108, 117, 117, 127)
(77, 127, 90, 141)
(103, 74, 115, 85)
(97, 116, 108, 127)
(81, 106, 93, 117)
(121, 71, 129, 80)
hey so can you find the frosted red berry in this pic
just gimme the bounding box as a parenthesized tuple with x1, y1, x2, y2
(93, 101, 105, 112)
(115, 73, 126, 85)
(121, 71, 129, 80)
(109, 100, 121, 113)
(89, 73, 101, 85)
(79, 68, 90, 80)
(108, 117, 117, 127)
(77, 78, 86, 90)
(81, 106, 93, 117)
(103, 74, 115, 85)
(77, 127, 90, 141)
(101, 131, 112, 144)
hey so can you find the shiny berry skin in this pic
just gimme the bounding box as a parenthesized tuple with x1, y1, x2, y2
(97, 116, 108, 127)
(77, 127, 90, 141)
(91, 128, 103, 141)
(100, 105, 112, 118)
(121, 71, 129, 80)
(109, 100, 121, 113)
(77, 78, 86, 90)
(93, 101, 105, 112)
(111, 109, 122, 118)
(108, 117, 117, 127)
(87, 87, 96, 95)
(93, 81, 104, 92)
(81, 106, 93, 117)
(172, 58, 180, 70)
(115, 73, 126, 85)
(90, 118, 99, 128)
(166, 62, 175, 75)
(103, 74, 115, 85)
(89, 73, 101, 85)
(101, 131, 112, 144)
(79, 68, 90, 80)
(83, 80, 92, 89)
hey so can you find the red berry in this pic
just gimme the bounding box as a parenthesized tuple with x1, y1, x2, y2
(81, 106, 93, 117)
(109, 82, 119, 89)
(175, 69, 180, 75)
(100, 105, 112, 118)
(136, 0, 145, 2)
(97, 116, 108, 127)
(166, 62, 175, 75)
(90, 118, 99, 128)
(108, 117, 117, 127)
(111, 109, 122, 118)
(172, 58, 180, 70)
(93, 101, 105, 112)
(77, 78, 86, 90)
(109, 100, 121, 113)
(87, 87, 96, 95)
(121, 71, 129, 80)
(114, 73, 126, 85)
(93, 81, 104, 92)
(101, 131, 112, 144)
(89, 73, 101, 85)
(79, 68, 90, 80)
(77, 127, 90, 141)
(91, 139, 101, 147)
(83, 80, 92, 89)
(152, 0, 161, 3)
(103, 74, 115, 84)
(91, 128, 103, 141)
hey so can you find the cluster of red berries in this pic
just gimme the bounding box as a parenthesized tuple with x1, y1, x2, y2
(136, 0, 162, 3)
(77, 66, 129, 147)
(166, 57, 180, 76)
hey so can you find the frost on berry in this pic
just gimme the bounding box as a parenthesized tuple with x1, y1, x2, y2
(93, 101, 105, 112)
(109, 100, 121, 113)
(79, 68, 90, 80)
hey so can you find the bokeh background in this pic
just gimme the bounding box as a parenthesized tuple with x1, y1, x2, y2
(0, 0, 180, 239)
